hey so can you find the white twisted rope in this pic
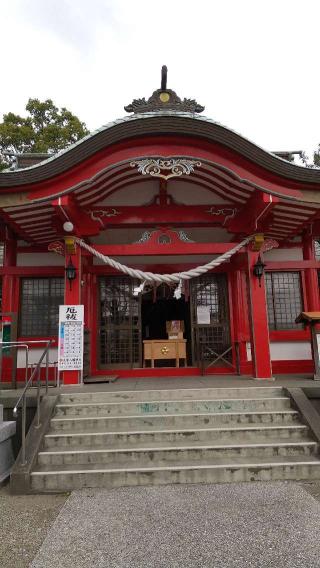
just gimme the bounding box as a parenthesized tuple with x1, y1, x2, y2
(75, 236, 253, 284)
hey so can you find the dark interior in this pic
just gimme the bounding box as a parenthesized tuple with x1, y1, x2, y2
(141, 284, 192, 365)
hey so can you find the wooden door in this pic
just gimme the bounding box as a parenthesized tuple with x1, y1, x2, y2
(190, 274, 232, 369)
(99, 277, 141, 369)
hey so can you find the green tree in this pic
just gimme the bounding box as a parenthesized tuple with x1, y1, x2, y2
(313, 147, 320, 168)
(0, 98, 89, 170)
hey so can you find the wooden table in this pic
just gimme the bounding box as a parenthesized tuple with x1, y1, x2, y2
(143, 339, 187, 368)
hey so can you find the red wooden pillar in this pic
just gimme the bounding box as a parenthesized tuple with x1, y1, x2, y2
(247, 251, 273, 379)
(63, 244, 82, 385)
(230, 269, 250, 374)
(302, 234, 320, 371)
(302, 233, 320, 311)
(1, 230, 18, 383)
(2, 230, 17, 312)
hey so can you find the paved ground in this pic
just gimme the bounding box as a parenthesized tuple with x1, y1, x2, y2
(0, 481, 68, 568)
(1, 373, 317, 399)
(27, 482, 320, 568)
(1, 480, 320, 567)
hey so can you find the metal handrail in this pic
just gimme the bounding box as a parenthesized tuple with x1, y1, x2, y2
(12, 340, 52, 466)
(0, 343, 29, 385)
(0, 339, 54, 383)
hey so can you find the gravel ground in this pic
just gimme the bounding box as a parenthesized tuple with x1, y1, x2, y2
(30, 482, 320, 568)
(0, 481, 68, 568)
(300, 480, 320, 502)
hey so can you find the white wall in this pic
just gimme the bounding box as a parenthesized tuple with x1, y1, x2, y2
(98, 181, 158, 205)
(167, 180, 230, 205)
(270, 342, 312, 360)
(17, 253, 64, 266)
(17, 347, 58, 367)
(264, 248, 303, 261)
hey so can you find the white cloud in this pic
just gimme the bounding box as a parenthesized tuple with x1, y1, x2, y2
(1, 0, 320, 160)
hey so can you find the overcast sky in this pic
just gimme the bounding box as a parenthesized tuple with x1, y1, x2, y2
(1, 0, 320, 159)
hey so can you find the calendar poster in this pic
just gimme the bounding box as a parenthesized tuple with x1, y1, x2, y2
(58, 305, 84, 371)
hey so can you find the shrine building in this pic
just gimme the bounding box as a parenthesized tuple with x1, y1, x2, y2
(1, 67, 320, 385)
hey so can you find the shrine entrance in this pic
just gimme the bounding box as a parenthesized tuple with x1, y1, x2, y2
(141, 283, 192, 367)
(98, 274, 232, 371)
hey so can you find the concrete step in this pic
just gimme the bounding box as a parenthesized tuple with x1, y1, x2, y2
(30, 455, 320, 492)
(50, 410, 300, 432)
(44, 424, 309, 449)
(37, 440, 318, 467)
(54, 397, 291, 418)
(59, 386, 285, 405)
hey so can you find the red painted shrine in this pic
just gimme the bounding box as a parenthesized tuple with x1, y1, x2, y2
(1, 69, 320, 384)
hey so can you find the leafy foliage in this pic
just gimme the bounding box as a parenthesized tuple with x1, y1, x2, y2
(313, 146, 320, 168)
(0, 98, 89, 170)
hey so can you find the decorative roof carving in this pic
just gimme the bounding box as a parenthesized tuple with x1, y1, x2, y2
(135, 228, 195, 244)
(124, 66, 204, 114)
(48, 241, 64, 256)
(260, 239, 279, 252)
(130, 157, 201, 180)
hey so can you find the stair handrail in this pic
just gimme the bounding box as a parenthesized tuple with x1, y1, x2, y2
(0, 342, 30, 387)
(12, 339, 52, 466)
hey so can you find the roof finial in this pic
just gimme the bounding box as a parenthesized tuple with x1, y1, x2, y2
(161, 65, 167, 90)
(124, 67, 204, 114)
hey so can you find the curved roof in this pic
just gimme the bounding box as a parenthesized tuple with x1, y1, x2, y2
(1, 111, 320, 188)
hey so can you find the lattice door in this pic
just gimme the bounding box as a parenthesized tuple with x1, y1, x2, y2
(190, 274, 232, 368)
(99, 277, 141, 369)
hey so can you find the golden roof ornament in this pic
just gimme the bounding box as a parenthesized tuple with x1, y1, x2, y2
(124, 65, 205, 114)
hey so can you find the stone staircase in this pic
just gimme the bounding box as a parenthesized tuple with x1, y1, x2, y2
(30, 386, 320, 492)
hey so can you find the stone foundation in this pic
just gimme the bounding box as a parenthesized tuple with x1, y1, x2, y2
(0, 404, 16, 482)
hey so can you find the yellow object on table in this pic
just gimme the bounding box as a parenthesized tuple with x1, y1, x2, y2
(143, 339, 187, 368)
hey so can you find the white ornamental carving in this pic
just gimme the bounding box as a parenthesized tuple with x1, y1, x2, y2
(88, 209, 121, 226)
(130, 158, 201, 180)
(206, 206, 237, 225)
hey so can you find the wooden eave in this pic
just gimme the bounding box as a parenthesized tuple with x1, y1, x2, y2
(1, 112, 320, 190)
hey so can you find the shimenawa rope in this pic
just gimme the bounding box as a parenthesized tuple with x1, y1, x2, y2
(75, 236, 253, 284)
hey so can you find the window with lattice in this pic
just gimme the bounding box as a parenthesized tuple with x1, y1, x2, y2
(19, 278, 64, 336)
(265, 272, 303, 330)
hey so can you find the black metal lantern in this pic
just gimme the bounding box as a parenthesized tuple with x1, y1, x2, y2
(253, 255, 266, 287)
(65, 257, 76, 290)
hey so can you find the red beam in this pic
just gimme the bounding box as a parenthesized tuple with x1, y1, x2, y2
(0, 267, 65, 275)
(265, 261, 319, 270)
(269, 330, 309, 341)
(85, 263, 235, 275)
(93, 242, 239, 256)
(87, 204, 237, 227)
(4, 260, 319, 275)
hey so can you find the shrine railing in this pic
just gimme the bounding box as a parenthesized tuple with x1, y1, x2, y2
(200, 341, 240, 376)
